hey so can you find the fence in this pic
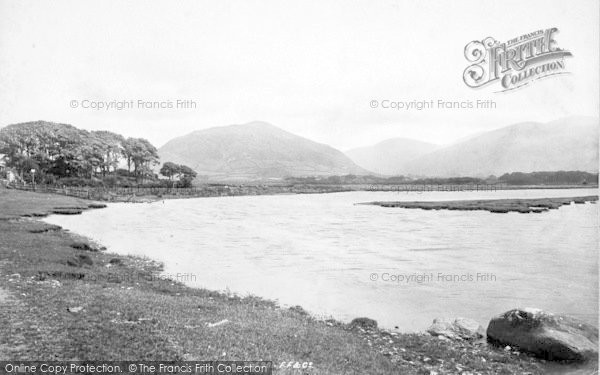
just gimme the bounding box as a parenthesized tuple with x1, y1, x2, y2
(5, 182, 506, 201)
(5, 182, 352, 201)
(366, 184, 500, 192)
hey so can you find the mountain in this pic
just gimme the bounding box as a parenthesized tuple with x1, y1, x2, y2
(403, 117, 598, 177)
(158, 121, 370, 180)
(346, 138, 440, 175)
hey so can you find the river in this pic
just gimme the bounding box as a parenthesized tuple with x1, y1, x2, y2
(44, 188, 598, 332)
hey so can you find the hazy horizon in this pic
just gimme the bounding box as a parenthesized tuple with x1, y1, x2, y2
(1, 0, 598, 150)
(1, 115, 598, 152)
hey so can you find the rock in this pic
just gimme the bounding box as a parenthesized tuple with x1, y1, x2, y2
(67, 254, 93, 267)
(487, 308, 599, 361)
(348, 317, 378, 331)
(70, 242, 100, 252)
(38, 279, 61, 288)
(206, 319, 229, 328)
(52, 208, 82, 215)
(37, 271, 85, 280)
(78, 255, 93, 266)
(28, 224, 62, 233)
(288, 305, 309, 316)
(427, 317, 485, 340)
(88, 203, 107, 209)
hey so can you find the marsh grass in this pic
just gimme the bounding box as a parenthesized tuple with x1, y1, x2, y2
(364, 196, 598, 214)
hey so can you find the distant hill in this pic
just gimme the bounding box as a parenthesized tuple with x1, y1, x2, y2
(158, 121, 370, 181)
(396, 117, 598, 177)
(346, 138, 440, 175)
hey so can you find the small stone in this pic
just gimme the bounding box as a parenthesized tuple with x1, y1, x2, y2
(427, 317, 485, 340)
(206, 319, 229, 328)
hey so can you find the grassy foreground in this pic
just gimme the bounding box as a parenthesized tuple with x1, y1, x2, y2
(0, 189, 546, 374)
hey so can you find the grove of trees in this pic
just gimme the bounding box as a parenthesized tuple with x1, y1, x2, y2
(0, 121, 195, 187)
(159, 161, 198, 187)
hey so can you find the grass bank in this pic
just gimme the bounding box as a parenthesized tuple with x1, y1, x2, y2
(0, 188, 547, 374)
(361, 196, 598, 214)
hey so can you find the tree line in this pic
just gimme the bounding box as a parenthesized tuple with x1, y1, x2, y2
(0, 121, 195, 187)
(497, 171, 598, 185)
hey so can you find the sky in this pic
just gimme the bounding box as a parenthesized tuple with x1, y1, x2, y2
(0, 0, 598, 150)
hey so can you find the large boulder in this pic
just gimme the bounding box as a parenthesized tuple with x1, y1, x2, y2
(427, 317, 485, 340)
(487, 308, 598, 361)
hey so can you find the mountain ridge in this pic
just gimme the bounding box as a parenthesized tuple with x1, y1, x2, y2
(158, 121, 371, 181)
(401, 116, 598, 177)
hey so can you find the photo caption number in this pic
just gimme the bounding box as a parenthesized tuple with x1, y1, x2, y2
(278, 361, 314, 372)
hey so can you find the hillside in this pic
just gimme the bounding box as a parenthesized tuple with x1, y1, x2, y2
(158, 121, 370, 180)
(346, 138, 440, 175)
(361, 117, 597, 178)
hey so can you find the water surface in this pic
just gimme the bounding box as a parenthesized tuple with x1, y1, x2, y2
(45, 188, 598, 331)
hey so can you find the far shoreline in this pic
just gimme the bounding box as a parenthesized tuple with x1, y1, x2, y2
(5, 182, 598, 204)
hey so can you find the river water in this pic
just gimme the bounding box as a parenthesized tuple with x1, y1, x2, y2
(44, 188, 598, 332)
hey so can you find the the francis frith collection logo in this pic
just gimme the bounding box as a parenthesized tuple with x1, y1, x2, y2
(463, 28, 572, 92)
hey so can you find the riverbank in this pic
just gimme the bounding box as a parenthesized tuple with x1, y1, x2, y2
(361, 196, 598, 214)
(5, 182, 598, 203)
(0, 188, 551, 374)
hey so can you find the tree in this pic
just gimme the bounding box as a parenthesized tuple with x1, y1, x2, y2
(121, 138, 135, 174)
(92, 131, 125, 176)
(121, 137, 159, 182)
(160, 162, 182, 188)
(0, 121, 88, 181)
(160, 162, 181, 181)
(1, 121, 161, 185)
(178, 165, 197, 188)
(159, 161, 196, 188)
